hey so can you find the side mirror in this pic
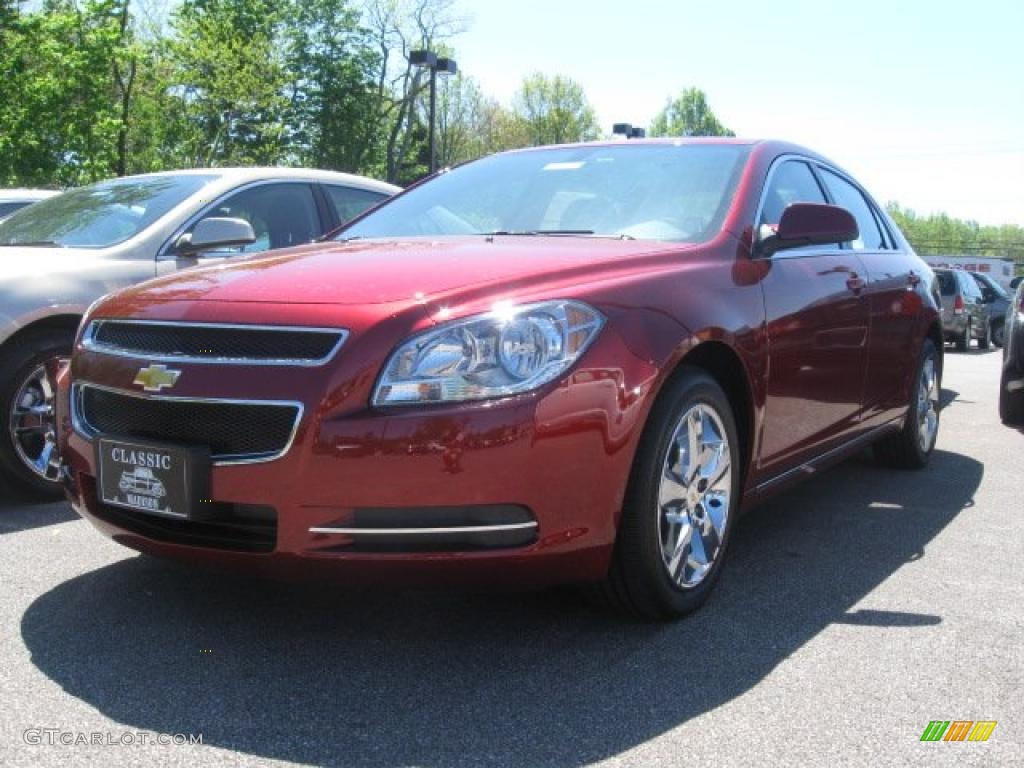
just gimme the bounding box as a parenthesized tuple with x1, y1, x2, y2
(175, 217, 256, 255)
(757, 202, 859, 258)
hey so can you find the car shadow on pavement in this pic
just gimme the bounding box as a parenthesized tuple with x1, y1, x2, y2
(939, 387, 959, 409)
(0, 478, 76, 534)
(20, 449, 981, 768)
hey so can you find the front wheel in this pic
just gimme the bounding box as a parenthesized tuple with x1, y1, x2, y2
(0, 329, 74, 497)
(1000, 368, 1024, 425)
(600, 369, 741, 620)
(874, 339, 940, 469)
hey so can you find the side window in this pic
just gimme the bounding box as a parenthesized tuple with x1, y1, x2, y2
(758, 160, 838, 252)
(0, 202, 28, 218)
(937, 272, 956, 296)
(326, 186, 387, 223)
(960, 272, 981, 300)
(972, 274, 993, 302)
(192, 183, 320, 255)
(818, 169, 886, 250)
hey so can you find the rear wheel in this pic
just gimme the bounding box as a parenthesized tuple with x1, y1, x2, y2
(979, 320, 991, 350)
(875, 339, 940, 469)
(955, 319, 970, 352)
(0, 329, 73, 497)
(600, 369, 741, 620)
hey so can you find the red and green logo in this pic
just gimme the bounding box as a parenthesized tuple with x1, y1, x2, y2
(920, 720, 997, 742)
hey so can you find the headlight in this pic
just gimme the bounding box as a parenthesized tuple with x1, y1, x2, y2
(374, 300, 605, 405)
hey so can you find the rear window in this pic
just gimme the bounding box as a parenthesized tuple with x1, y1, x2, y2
(936, 271, 956, 296)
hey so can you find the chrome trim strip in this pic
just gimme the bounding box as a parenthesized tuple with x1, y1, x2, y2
(71, 381, 304, 466)
(82, 320, 348, 367)
(309, 522, 538, 535)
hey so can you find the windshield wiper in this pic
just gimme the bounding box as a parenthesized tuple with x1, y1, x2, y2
(487, 229, 594, 236)
(0, 240, 61, 247)
(485, 229, 635, 240)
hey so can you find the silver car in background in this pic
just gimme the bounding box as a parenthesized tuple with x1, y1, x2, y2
(0, 189, 60, 222)
(0, 168, 399, 494)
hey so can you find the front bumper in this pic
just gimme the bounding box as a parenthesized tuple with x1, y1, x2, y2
(59, 317, 658, 587)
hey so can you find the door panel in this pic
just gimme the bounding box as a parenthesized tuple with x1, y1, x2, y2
(754, 159, 870, 476)
(853, 251, 921, 425)
(759, 252, 870, 473)
(816, 168, 919, 424)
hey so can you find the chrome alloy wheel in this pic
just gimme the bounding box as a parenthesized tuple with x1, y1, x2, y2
(657, 403, 733, 589)
(8, 359, 64, 483)
(917, 356, 940, 453)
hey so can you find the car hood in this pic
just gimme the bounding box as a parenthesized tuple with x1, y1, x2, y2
(0, 246, 95, 280)
(105, 236, 685, 308)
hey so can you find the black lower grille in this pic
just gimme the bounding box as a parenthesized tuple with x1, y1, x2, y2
(88, 321, 344, 363)
(77, 385, 299, 461)
(85, 477, 277, 553)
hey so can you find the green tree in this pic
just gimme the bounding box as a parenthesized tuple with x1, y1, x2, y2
(0, 1, 136, 185)
(511, 72, 600, 146)
(886, 202, 1024, 266)
(280, 0, 381, 172)
(168, 0, 289, 166)
(649, 87, 734, 137)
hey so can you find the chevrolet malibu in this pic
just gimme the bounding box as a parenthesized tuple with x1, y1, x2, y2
(59, 140, 943, 619)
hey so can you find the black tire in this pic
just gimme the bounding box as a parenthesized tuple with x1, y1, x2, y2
(955, 319, 970, 352)
(0, 328, 74, 497)
(979, 320, 991, 350)
(992, 320, 1005, 349)
(1000, 368, 1024, 425)
(874, 339, 940, 470)
(598, 368, 742, 620)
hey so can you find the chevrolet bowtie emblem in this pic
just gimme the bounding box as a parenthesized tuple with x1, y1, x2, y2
(133, 364, 181, 392)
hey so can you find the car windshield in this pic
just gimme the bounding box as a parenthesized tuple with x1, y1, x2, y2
(977, 274, 1010, 298)
(0, 174, 217, 248)
(340, 143, 750, 243)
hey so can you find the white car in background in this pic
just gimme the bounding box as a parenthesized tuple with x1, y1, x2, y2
(0, 167, 399, 495)
(0, 189, 60, 222)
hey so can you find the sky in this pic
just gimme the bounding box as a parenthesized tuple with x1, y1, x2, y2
(451, 0, 1024, 226)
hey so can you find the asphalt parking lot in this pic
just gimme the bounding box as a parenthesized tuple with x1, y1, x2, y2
(0, 348, 1020, 768)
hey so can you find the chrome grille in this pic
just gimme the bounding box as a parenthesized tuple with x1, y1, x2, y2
(84, 320, 346, 365)
(73, 384, 302, 463)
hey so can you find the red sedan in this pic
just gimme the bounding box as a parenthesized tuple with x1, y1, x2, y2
(58, 139, 943, 619)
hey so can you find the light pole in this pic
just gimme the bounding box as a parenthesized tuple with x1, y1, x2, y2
(410, 50, 458, 173)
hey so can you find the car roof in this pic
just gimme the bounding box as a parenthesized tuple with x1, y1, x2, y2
(98, 167, 401, 195)
(495, 137, 846, 173)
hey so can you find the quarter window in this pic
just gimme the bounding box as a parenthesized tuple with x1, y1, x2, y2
(326, 186, 388, 223)
(818, 169, 887, 250)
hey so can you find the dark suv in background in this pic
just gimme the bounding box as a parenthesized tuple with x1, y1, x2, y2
(935, 268, 989, 350)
